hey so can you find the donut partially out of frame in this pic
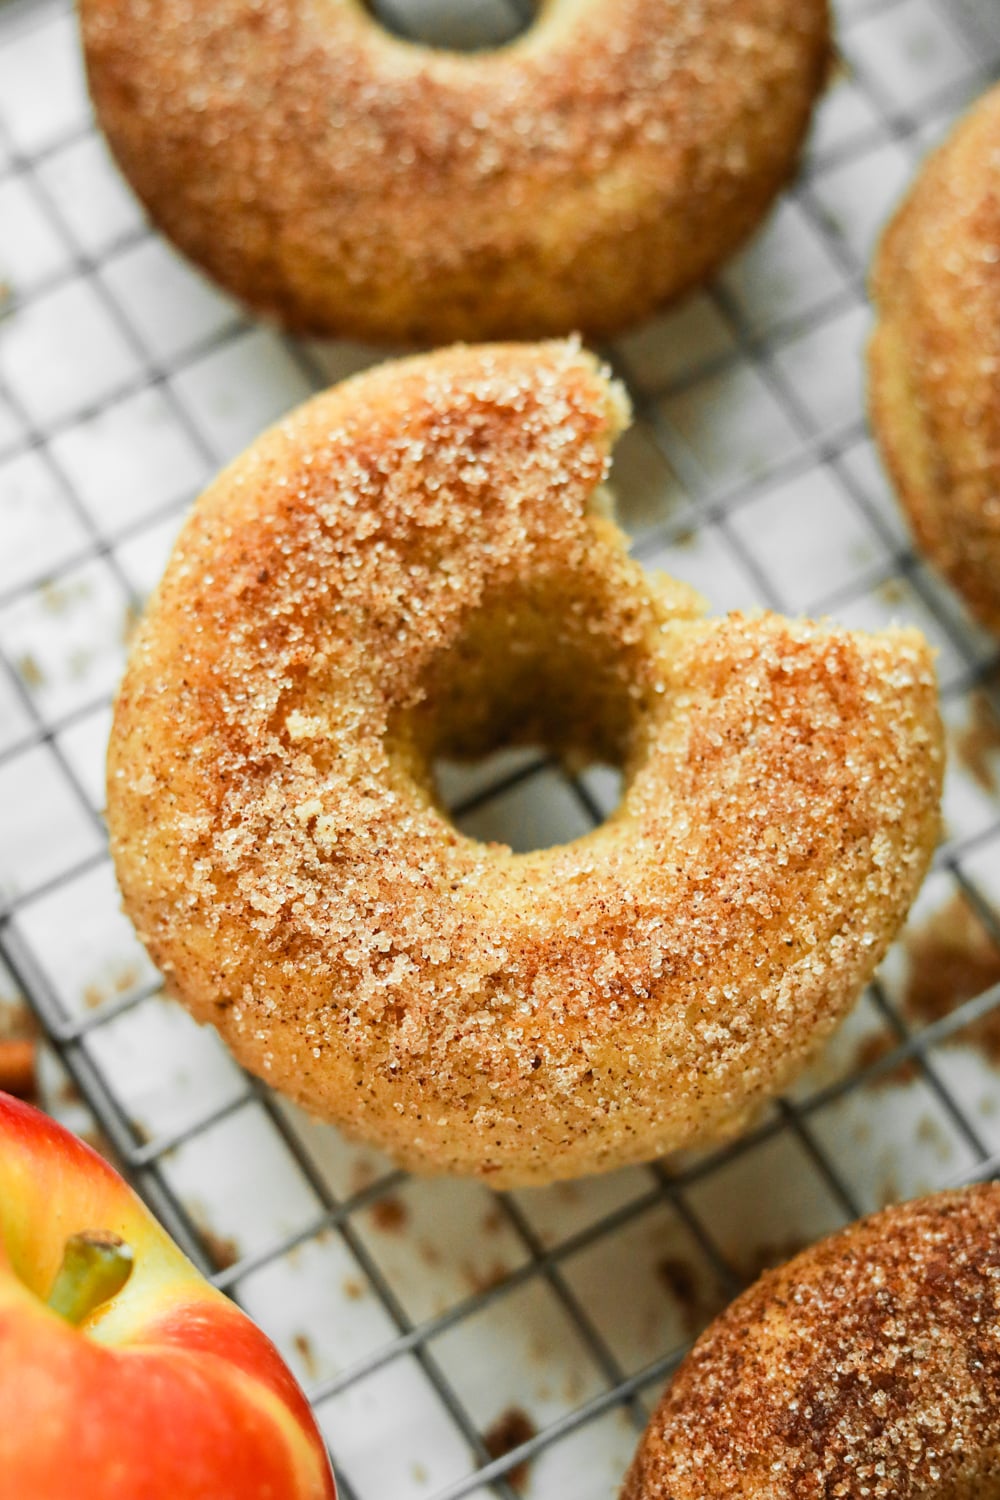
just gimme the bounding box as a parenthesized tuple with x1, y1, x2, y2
(81, 0, 830, 342)
(107, 342, 942, 1186)
(624, 1185, 1000, 1498)
(870, 84, 1000, 634)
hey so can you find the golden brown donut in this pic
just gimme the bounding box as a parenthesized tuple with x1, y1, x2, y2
(870, 85, 1000, 634)
(623, 1185, 1000, 1499)
(106, 342, 942, 1186)
(80, 0, 830, 343)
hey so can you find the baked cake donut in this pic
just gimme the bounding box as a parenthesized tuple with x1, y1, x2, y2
(80, 0, 831, 343)
(106, 342, 942, 1186)
(870, 84, 1000, 633)
(623, 1185, 1000, 1498)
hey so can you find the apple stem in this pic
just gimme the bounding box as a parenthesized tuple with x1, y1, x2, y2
(46, 1231, 134, 1327)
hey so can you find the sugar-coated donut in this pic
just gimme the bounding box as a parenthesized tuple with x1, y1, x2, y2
(107, 342, 942, 1186)
(623, 1185, 1000, 1498)
(80, 0, 830, 343)
(870, 85, 1000, 633)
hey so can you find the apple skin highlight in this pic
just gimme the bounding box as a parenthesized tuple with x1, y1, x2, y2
(0, 1090, 337, 1499)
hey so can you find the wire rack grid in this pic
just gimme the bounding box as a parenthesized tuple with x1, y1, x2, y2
(3, 0, 1000, 1494)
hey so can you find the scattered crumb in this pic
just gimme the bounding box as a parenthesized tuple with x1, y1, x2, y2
(879, 1175, 901, 1209)
(343, 1276, 367, 1301)
(411, 1462, 428, 1485)
(853, 1031, 920, 1088)
(916, 1112, 952, 1162)
(418, 1239, 442, 1268)
(0, 998, 37, 1102)
(200, 1228, 240, 1271)
(349, 1157, 381, 1196)
(656, 1255, 724, 1338)
(481, 1206, 504, 1236)
(293, 1331, 318, 1379)
(902, 896, 1000, 1064)
(482, 1407, 537, 1493)
(877, 577, 907, 607)
(463, 1258, 510, 1296)
(954, 690, 1000, 794)
(370, 1193, 409, 1234)
(657, 1254, 698, 1305)
(734, 1237, 810, 1287)
(83, 984, 106, 1011)
(56, 1076, 83, 1107)
(113, 964, 142, 995)
(528, 1333, 552, 1366)
(17, 653, 44, 689)
(0, 994, 34, 1042)
(40, 578, 88, 614)
(82, 965, 140, 1011)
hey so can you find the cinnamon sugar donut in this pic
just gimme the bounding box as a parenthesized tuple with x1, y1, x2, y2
(870, 85, 1000, 633)
(106, 342, 942, 1186)
(623, 1185, 1000, 1499)
(80, 0, 830, 343)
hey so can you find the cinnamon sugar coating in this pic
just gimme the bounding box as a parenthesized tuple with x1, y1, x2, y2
(106, 342, 942, 1185)
(870, 84, 1000, 634)
(623, 1186, 1000, 1499)
(80, 0, 830, 343)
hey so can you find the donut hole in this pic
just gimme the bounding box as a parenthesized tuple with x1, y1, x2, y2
(403, 585, 649, 852)
(363, 0, 537, 53)
(442, 750, 625, 852)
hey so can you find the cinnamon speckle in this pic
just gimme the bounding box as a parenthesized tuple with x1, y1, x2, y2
(293, 1331, 318, 1379)
(370, 1194, 409, 1234)
(482, 1407, 537, 1492)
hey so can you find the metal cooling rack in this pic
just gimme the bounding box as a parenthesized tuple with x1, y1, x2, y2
(3, 0, 1000, 1494)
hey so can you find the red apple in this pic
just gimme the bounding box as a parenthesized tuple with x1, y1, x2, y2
(0, 1090, 337, 1498)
